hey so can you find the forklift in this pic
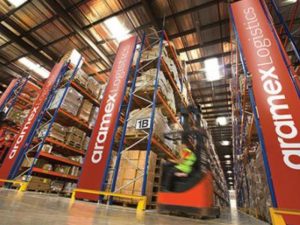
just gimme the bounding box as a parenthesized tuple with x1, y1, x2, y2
(157, 105, 220, 218)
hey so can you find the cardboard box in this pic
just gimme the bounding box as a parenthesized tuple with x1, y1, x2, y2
(87, 77, 102, 98)
(89, 106, 99, 128)
(78, 99, 93, 123)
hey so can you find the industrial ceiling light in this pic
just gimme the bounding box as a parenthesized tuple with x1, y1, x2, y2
(225, 160, 231, 164)
(104, 17, 129, 42)
(220, 140, 230, 146)
(7, 0, 27, 7)
(283, 0, 297, 3)
(228, 177, 233, 180)
(224, 155, 231, 159)
(216, 116, 227, 126)
(204, 57, 221, 81)
(229, 182, 233, 185)
(227, 170, 232, 174)
(18, 57, 50, 79)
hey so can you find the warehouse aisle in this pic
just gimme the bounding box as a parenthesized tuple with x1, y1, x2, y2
(0, 190, 269, 225)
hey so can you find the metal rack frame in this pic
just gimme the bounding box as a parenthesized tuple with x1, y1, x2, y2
(0, 77, 28, 115)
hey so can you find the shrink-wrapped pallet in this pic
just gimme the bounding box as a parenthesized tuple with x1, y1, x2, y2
(114, 151, 157, 204)
(77, 99, 93, 123)
(89, 106, 99, 128)
(50, 87, 83, 116)
(65, 126, 86, 149)
(135, 69, 176, 114)
(38, 122, 67, 143)
(87, 77, 102, 98)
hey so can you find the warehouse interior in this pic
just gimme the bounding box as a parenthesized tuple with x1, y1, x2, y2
(0, 0, 299, 225)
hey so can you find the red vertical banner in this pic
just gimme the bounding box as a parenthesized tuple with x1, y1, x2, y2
(0, 62, 65, 182)
(231, 0, 300, 223)
(77, 36, 137, 199)
(0, 79, 18, 110)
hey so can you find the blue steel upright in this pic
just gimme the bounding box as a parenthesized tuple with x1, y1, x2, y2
(8, 62, 71, 179)
(24, 56, 83, 181)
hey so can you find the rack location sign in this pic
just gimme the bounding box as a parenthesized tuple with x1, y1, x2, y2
(136, 118, 151, 129)
(230, 0, 300, 222)
(77, 36, 137, 200)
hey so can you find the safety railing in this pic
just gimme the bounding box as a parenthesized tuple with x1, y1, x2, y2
(70, 188, 147, 213)
(0, 179, 28, 192)
(269, 208, 300, 225)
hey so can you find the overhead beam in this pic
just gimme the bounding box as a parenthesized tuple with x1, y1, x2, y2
(0, 23, 54, 68)
(203, 113, 231, 119)
(178, 36, 230, 53)
(84, 3, 142, 29)
(0, 63, 22, 79)
(169, 19, 229, 39)
(198, 98, 231, 104)
(44, 0, 112, 67)
(4, 18, 59, 61)
(187, 63, 231, 75)
(202, 104, 232, 110)
(187, 51, 231, 64)
(0, 0, 96, 50)
(165, 0, 218, 20)
(141, 0, 161, 31)
(195, 92, 231, 99)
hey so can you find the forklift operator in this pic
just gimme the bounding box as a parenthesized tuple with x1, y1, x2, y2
(161, 144, 197, 191)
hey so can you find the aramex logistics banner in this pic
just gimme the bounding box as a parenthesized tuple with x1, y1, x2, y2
(77, 36, 137, 200)
(0, 63, 65, 183)
(230, 0, 300, 222)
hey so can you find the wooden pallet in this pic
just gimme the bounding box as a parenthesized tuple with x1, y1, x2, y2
(27, 189, 50, 193)
(65, 140, 82, 150)
(46, 135, 65, 144)
(134, 88, 176, 115)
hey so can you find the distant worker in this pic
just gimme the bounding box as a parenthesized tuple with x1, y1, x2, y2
(161, 144, 197, 191)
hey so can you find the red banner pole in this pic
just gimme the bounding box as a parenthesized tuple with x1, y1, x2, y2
(0, 62, 66, 183)
(230, 0, 300, 223)
(77, 36, 137, 200)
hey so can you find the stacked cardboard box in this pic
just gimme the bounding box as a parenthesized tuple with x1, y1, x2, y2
(87, 77, 102, 99)
(41, 144, 53, 153)
(38, 122, 67, 143)
(50, 180, 65, 192)
(240, 144, 272, 222)
(74, 69, 89, 87)
(63, 182, 77, 194)
(164, 56, 181, 90)
(114, 151, 157, 204)
(140, 44, 168, 62)
(50, 87, 83, 116)
(63, 69, 88, 87)
(89, 106, 99, 128)
(65, 126, 86, 149)
(77, 99, 93, 123)
(82, 136, 90, 151)
(21, 157, 35, 168)
(27, 176, 51, 192)
(135, 68, 176, 113)
(6, 108, 29, 126)
(54, 164, 71, 175)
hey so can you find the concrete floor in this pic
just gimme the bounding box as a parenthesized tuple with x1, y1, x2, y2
(0, 189, 269, 225)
